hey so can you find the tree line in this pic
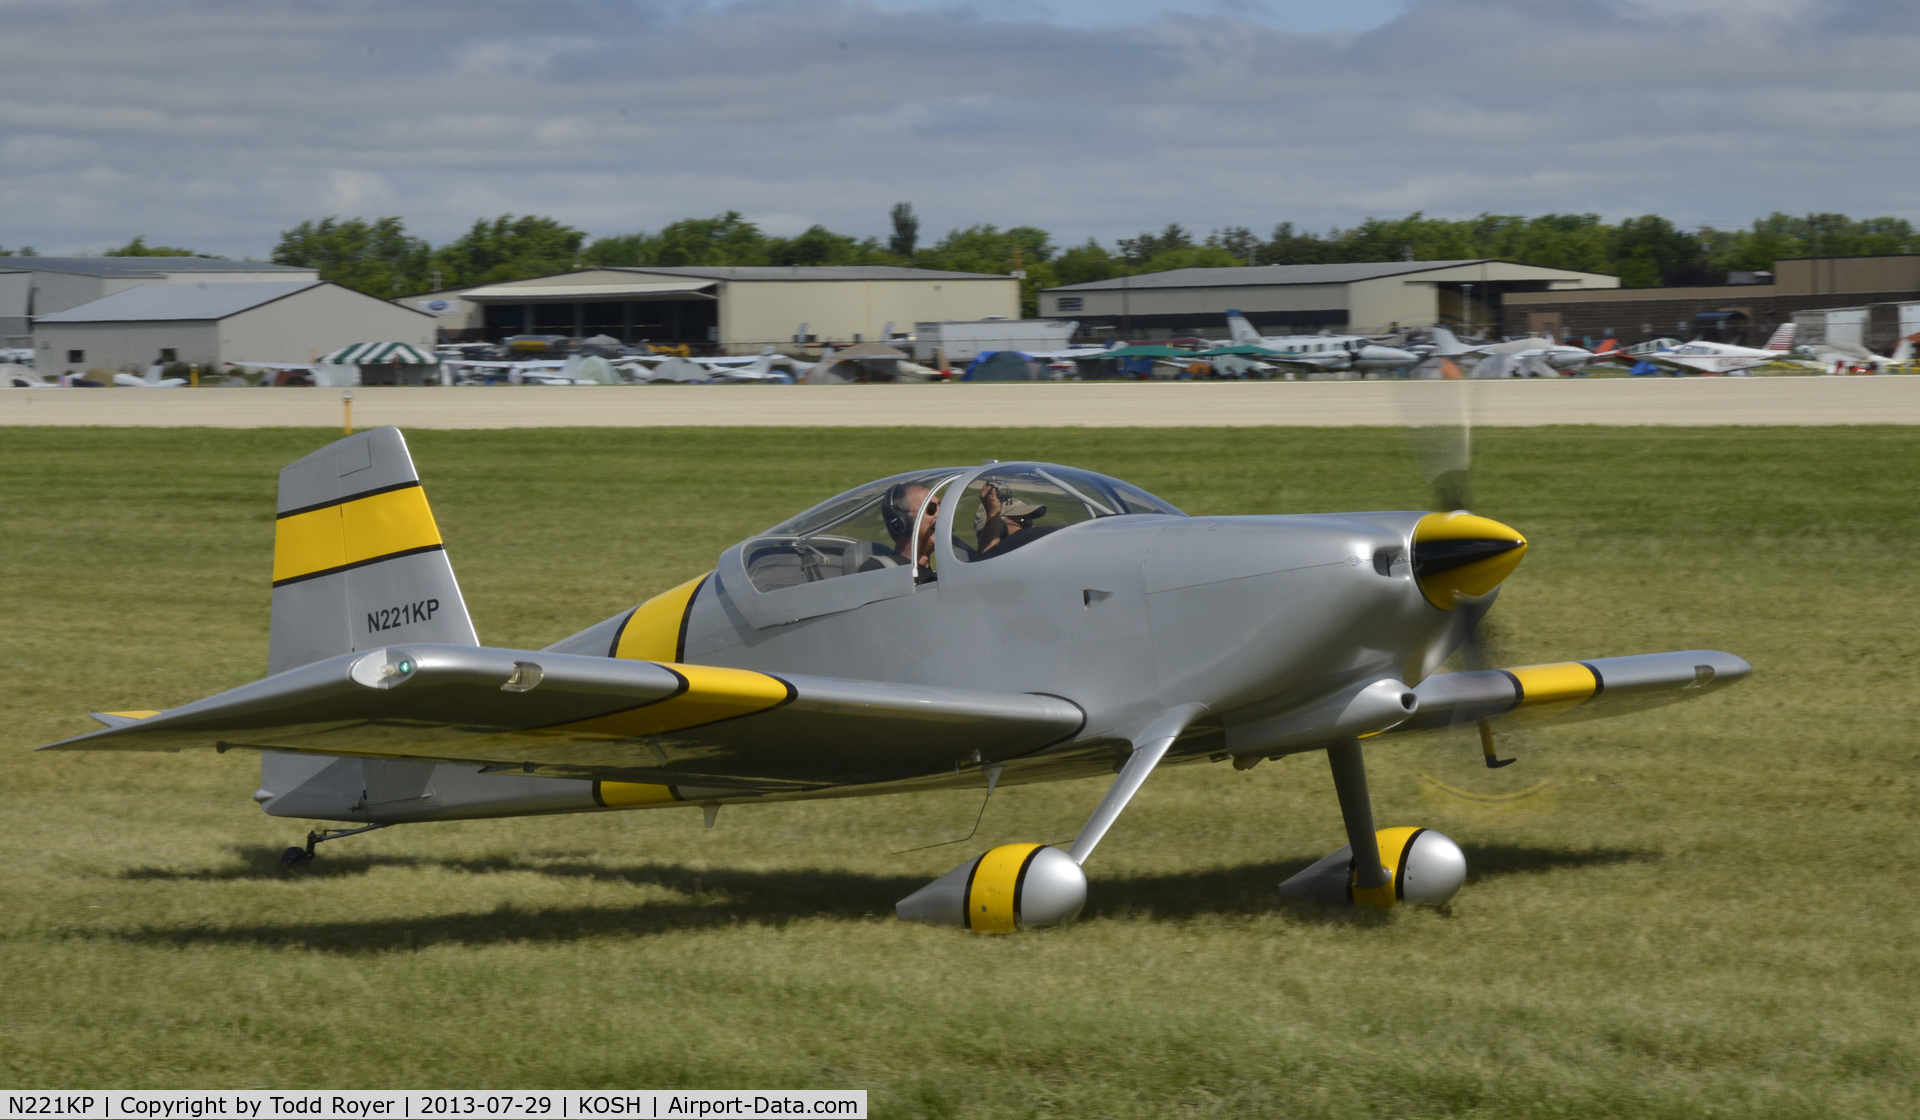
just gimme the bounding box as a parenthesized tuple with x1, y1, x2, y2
(82, 207, 1920, 316)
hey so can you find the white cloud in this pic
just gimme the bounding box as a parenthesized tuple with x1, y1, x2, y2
(0, 0, 1916, 258)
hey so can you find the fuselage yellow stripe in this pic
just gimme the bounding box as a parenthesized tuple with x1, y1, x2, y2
(966, 843, 1043, 933)
(272, 484, 443, 585)
(612, 573, 711, 662)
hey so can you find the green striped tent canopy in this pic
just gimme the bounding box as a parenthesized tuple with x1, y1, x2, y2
(319, 342, 439, 365)
(1192, 345, 1288, 358)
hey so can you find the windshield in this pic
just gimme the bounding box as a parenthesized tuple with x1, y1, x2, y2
(956, 464, 1184, 562)
(745, 468, 963, 592)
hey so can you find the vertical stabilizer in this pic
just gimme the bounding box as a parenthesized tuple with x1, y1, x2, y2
(1430, 324, 1471, 357)
(268, 427, 478, 675)
(1224, 310, 1262, 346)
(1763, 323, 1796, 351)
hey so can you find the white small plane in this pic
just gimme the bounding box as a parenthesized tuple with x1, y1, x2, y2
(1794, 331, 1914, 372)
(693, 346, 810, 384)
(1225, 311, 1417, 371)
(1626, 325, 1801, 375)
(1431, 326, 1593, 377)
(113, 366, 188, 388)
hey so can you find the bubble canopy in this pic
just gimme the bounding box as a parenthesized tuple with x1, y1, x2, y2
(742, 464, 1185, 593)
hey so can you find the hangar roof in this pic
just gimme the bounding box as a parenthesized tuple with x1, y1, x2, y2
(612, 265, 1009, 282)
(1046, 260, 1588, 291)
(0, 256, 315, 279)
(35, 280, 320, 322)
(461, 279, 718, 303)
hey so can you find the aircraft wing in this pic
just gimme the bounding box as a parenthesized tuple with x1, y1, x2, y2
(1392, 650, 1749, 734)
(39, 644, 1086, 791)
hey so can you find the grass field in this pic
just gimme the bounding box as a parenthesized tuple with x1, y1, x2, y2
(2, 425, 1916, 1118)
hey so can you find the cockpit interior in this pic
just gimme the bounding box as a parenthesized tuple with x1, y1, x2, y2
(743, 464, 1185, 592)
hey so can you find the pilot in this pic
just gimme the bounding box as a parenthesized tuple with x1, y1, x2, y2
(864, 482, 940, 583)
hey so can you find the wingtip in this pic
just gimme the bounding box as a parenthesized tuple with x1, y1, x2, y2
(90, 709, 164, 729)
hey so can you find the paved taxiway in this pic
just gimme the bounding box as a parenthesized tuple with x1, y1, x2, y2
(2, 377, 1915, 428)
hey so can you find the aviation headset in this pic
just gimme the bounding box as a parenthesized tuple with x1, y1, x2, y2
(883, 483, 919, 540)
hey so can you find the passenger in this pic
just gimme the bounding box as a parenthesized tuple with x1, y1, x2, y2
(863, 482, 941, 583)
(974, 481, 1009, 553)
(980, 497, 1047, 555)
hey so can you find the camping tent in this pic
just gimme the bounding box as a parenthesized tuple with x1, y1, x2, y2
(962, 351, 1043, 381)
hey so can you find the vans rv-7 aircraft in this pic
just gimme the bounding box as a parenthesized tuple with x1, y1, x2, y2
(1225, 310, 1417, 372)
(41, 427, 1748, 930)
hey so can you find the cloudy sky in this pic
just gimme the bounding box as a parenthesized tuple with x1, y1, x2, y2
(4, 0, 1918, 258)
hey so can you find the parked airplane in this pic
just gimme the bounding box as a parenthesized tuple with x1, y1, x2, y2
(1431, 326, 1593, 377)
(695, 346, 811, 384)
(1627, 324, 1800, 375)
(113, 366, 188, 388)
(1225, 311, 1417, 372)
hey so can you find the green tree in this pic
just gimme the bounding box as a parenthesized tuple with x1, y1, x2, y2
(1205, 226, 1259, 263)
(1117, 224, 1191, 265)
(916, 225, 1055, 314)
(429, 214, 584, 287)
(1605, 215, 1704, 287)
(766, 225, 882, 266)
(1699, 212, 1920, 276)
(584, 211, 775, 268)
(1255, 222, 1335, 265)
(104, 236, 204, 257)
(271, 217, 429, 299)
(1053, 239, 1119, 287)
(889, 203, 919, 258)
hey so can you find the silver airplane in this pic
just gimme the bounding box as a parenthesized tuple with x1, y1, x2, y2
(1225, 311, 1418, 372)
(41, 428, 1748, 931)
(1431, 325, 1594, 378)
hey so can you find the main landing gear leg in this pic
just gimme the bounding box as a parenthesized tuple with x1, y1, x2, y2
(895, 704, 1207, 932)
(1278, 736, 1468, 908)
(1325, 738, 1394, 907)
(280, 823, 389, 868)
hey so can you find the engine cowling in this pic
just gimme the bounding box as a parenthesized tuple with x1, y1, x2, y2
(895, 843, 1087, 932)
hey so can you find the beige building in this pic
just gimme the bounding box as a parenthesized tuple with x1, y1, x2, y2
(33, 281, 433, 374)
(0, 256, 318, 345)
(1039, 260, 1619, 339)
(404, 265, 1019, 353)
(1504, 254, 1920, 347)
